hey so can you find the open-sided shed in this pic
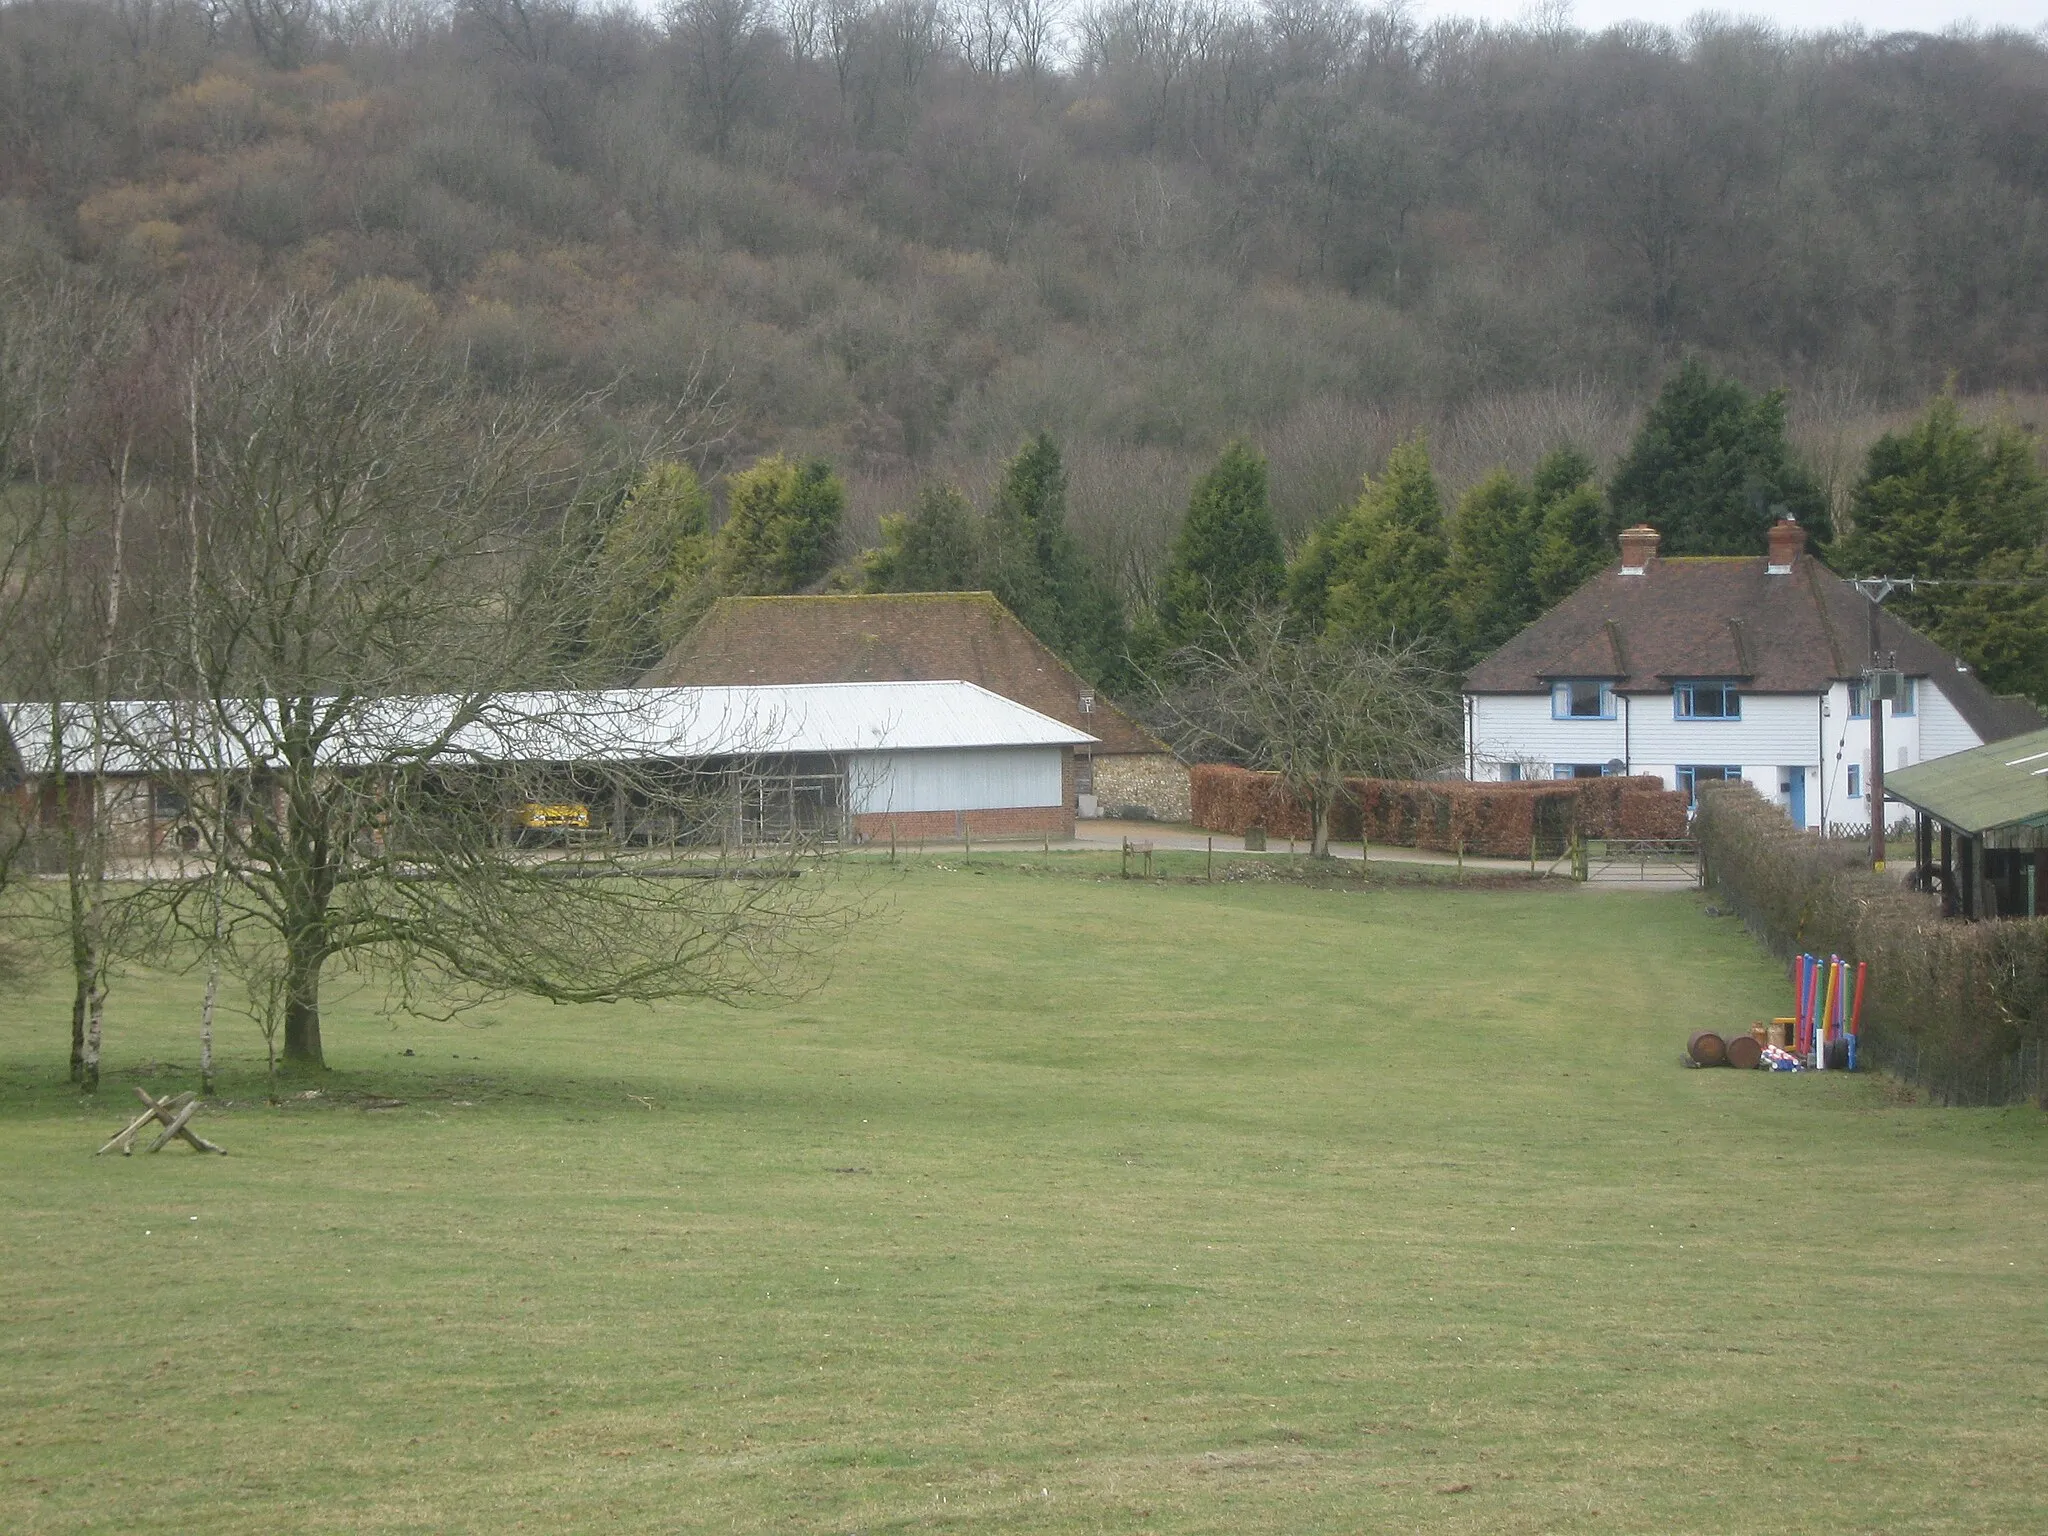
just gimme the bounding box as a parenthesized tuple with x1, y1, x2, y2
(1885, 726, 2048, 919)
(2, 681, 1097, 855)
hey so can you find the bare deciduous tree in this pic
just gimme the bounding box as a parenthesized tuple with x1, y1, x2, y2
(1003, 0, 1062, 89)
(1149, 606, 1456, 857)
(94, 293, 857, 1072)
(669, 0, 776, 154)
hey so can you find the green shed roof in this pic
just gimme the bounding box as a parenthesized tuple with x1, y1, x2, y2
(1884, 726, 2048, 835)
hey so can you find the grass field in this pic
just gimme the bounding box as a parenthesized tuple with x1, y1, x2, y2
(3, 855, 2045, 1534)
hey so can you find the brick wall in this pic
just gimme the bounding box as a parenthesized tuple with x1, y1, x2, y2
(854, 804, 1073, 843)
(1091, 752, 1191, 821)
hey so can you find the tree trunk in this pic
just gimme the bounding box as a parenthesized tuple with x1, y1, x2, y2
(1312, 797, 1332, 860)
(283, 932, 325, 1067)
(70, 980, 86, 1084)
(71, 860, 104, 1090)
(82, 974, 105, 1097)
(199, 952, 219, 1097)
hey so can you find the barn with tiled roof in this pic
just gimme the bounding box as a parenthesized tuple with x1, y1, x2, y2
(642, 592, 1190, 821)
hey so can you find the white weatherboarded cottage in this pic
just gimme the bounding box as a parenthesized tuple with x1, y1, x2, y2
(1461, 521, 2043, 830)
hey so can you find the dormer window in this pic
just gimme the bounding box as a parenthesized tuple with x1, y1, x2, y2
(1674, 681, 1740, 720)
(1551, 680, 1615, 720)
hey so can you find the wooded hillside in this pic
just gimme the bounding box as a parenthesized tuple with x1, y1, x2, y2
(4, 0, 2047, 585)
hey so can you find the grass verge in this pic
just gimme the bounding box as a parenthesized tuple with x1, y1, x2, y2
(2, 860, 2043, 1533)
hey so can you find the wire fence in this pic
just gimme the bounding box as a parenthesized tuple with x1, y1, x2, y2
(1863, 1032, 2048, 1109)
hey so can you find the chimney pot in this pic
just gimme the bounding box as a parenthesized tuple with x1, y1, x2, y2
(1618, 524, 1660, 575)
(1767, 517, 1805, 574)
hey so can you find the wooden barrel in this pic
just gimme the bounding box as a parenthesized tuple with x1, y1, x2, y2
(1687, 1030, 1727, 1067)
(1725, 1032, 1763, 1070)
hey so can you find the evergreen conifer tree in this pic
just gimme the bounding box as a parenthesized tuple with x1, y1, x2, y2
(714, 454, 845, 595)
(1154, 441, 1285, 654)
(1448, 470, 1536, 659)
(1608, 359, 1828, 554)
(1527, 447, 1610, 608)
(1288, 435, 1452, 650)
(984, 434, 1131, 687)
(1838, 395, 2048, 703)
(863, 482, 981, 593)
(584, 460, 713, 676)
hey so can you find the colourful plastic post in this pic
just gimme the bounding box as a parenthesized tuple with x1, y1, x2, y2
(1819, 957, 1840, 1068)
(1798, 955, 1814, 1053)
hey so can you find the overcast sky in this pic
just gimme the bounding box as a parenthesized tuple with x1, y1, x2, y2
(1409, 0, 2047, 34)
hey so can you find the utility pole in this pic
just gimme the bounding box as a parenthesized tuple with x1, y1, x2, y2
(1857, 580, 1896, 873)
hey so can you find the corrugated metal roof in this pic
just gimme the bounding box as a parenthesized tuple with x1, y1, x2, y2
(1883, 725, 2048, 835)
(1, 681, 1095, 776)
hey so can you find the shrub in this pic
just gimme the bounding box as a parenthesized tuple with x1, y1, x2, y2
(1694, 780, 2048, 1105)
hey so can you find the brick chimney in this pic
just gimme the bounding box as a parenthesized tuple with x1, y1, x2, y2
(1766, 517, 1806, 574)
(1618, 524, 1660, 575)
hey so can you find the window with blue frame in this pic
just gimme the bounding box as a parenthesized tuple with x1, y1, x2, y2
(1847, 764, 1862, 798)
(1677, 765, 1742, 806)
(1674, 681, 1741, 720)
(1501, 763, 1522, 782)
(1550, 679, 1615, 719)
(1848, 679, 1916, 718)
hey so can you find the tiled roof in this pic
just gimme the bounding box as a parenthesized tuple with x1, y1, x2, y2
(1463, 550, 2044, 744)
(640, 593, 1166, 756)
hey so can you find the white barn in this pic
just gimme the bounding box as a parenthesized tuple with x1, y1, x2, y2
(1461, 521, 2043, 831)
(2, 680, 1096, 853)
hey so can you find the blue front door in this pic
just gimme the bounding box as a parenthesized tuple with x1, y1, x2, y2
(1783, 767, 1807, 828)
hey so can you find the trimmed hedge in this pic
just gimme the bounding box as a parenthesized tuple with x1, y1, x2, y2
(1189, 765, 1688, 856)
(1694, 780, 2048, 1106)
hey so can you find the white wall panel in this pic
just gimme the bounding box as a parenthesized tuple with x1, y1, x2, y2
(849, 747, 1063, 813)
(1468, 695, 1625, 773)
(1473, 692, 1824, 778)
(1626, 692, 1823, 769)
(1918, 680, 1983, 761)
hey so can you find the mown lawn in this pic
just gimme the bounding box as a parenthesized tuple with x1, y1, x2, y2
(2, 855, 2044, 1533)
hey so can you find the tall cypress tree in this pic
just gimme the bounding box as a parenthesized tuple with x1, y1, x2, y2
(714, 454, 846, 595)
(1838, 395, 2048, 703)
(983, 432, 1068, 643)
(1608, 359, 1828, 554)
(1448, 469, 1536, 659)
(984, 433, 1130, 687)
(1527, 446, 1610, 608)
(863, 482, 982, 593)
(584, 460, 713, 676)
(1289, 435, 1452, 650)
(1154, 441, 1285, 654)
